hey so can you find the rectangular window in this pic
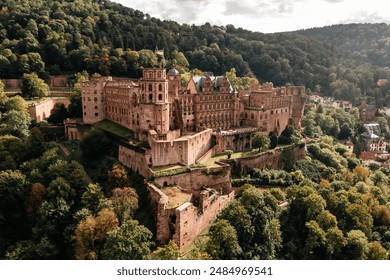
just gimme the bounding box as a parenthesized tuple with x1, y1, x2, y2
(95, 113, 99, 117)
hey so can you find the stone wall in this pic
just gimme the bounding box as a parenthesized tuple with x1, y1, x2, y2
(232, 144, 306, 173)
(173, 190, 235, 250)
(49, 75, 70, 88)
(154, 163, 232, 194)
(28, 98, 70, 122)
(147, 184, 173, 245)
(118, 144, 153, 179)
(147, 182, 235, 250)
(64, 119, 90, 141)
(1, 79, 21, 89)
(151, 129, 213, 166)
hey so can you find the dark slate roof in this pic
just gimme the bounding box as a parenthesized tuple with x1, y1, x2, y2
(167, 68, 180, 76)
(192, 76, 234, 93)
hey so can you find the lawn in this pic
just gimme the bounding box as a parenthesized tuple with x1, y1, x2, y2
(160, 186, 192, 209)
(202, 150, 256, 167)
(93, 119, 134, 140)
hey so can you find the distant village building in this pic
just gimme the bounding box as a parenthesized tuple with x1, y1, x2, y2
(308, 93, 324, 103)
(361, 132, 388, 152)
(341, 139, 354, 153)
(360, 101, 377, 122)
(308, 94, 352, 111)
(364, 123, 381, 135)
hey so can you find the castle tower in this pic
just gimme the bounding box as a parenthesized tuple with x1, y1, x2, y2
(289, 86, 306, 130)
(139, 68, 170, 135)
(81, 76, 112, 124)
(167, 67, 181, 100)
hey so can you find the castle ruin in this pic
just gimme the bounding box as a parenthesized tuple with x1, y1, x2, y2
(81, 68, 306, 250)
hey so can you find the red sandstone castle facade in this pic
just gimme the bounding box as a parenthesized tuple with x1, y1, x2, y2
(82, 68, 305, 166)
(81, 68, 306, 250)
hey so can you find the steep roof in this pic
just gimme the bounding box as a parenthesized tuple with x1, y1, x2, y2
(191, 75, 234, 93)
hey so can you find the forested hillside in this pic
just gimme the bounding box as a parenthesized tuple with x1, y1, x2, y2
(296, 23, 390, 68)
(1, 0, 390, 104)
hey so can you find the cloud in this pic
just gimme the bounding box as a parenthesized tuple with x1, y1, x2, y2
(322, 0, 344, 3)
(223, 0, 296, 17)
(339, 10, 390, 24)
(223, 1, 264, 16)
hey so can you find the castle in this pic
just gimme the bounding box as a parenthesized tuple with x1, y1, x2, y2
(81, 68, 306, 250)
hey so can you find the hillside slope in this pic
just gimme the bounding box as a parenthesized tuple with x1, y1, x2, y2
(1, 0, 390, 103)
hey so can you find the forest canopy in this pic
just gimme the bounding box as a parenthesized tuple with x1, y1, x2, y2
(1, 1, 390, 104)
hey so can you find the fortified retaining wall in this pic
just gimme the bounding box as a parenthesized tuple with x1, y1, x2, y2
(153, 163, 232, 194)
(231, 144, 306, 173)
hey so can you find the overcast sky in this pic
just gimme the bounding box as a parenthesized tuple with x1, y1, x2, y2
(112, 0, 390, 33)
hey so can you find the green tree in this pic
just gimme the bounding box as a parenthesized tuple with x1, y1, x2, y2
(0, 170, 29, 254)
(102, 220, 153, 260)
(303, 220, 327, 259)
(68, 71, 89, 118)
(206, 219, 242, 260)
(343, 203, 373, 236)
(269, 132, 278, 149)
(4, 95, 27, 112)
(367, 241, 388, 260)
(218, 200, 254, 256)
(252, 131, 270, 152)
(32, 198, 71, 258)
(278, 125, 297, 145)
(74, 215, 97, 260)
(110, 187, 138, 224)
(0, 110, 31, 138)
(21, 73, 49, 99)
(171, 50, 189, 68)
(80, 129, 111, 161)
(25, 182, 47, 217)
(26, 127, 45, 159)
(47, 102, 68, 124)
(107, 163, 131, 190)
(0, 80, 7, 111)
(153, 240, 180, 260)
(81, 183, 105, 214)
(343, 230, 369, 260)
(46, 177, 76, 205)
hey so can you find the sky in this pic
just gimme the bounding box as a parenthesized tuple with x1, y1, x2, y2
(111, 0, 390, 33)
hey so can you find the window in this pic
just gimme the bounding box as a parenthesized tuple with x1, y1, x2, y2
(94, 106, 98, 109)
(149, 94, 153, 101)
(158, 94, 162, 100)
(159, 84, 162, 91)
(149, 84, 152, 91)
(95, 113, 99, 116)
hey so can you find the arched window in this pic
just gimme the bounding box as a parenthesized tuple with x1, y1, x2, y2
(159, 84, 162, 91)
